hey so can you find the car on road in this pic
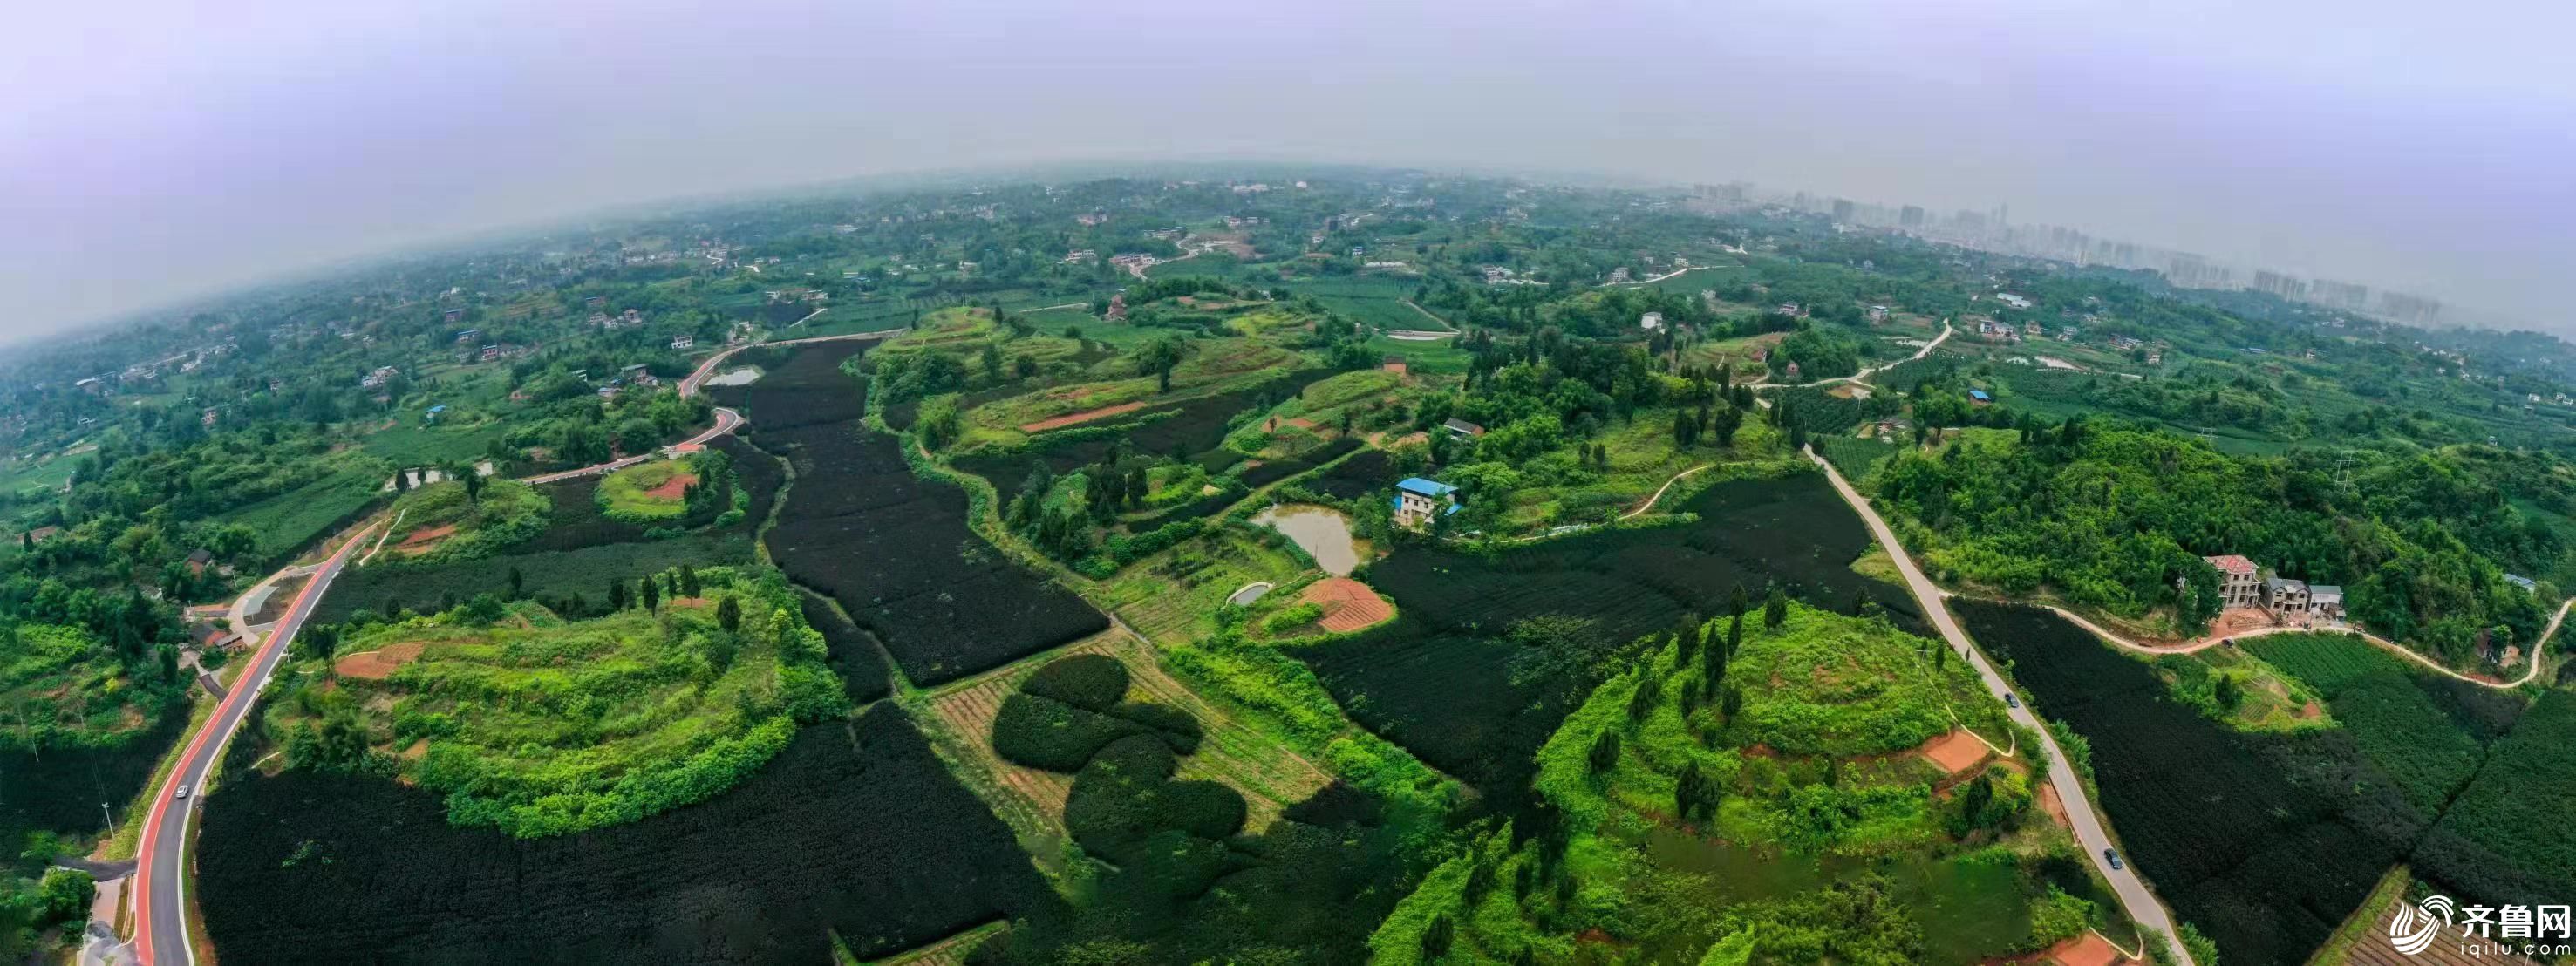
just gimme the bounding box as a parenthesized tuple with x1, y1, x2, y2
(2103, 848, 2123, 870)
(2004, 693, 2021, 709)
(174, 785, 190, 799)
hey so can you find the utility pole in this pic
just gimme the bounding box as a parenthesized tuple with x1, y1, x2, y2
(101, 801, 115, 840)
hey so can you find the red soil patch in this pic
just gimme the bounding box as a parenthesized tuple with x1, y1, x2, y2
(1020, 401, 1146, 433)
(335, 642, 427, 680)
(2298, 700, 2323, 719)
(641, 471, 699, 500)
(1283, 417, 1320, 431)
(1918, 728, 1993, 775)
(1300, 578, 1392, 633)
(2037, 781, 2073, 830)
(2032, 930, 2130, 966)
(395, 524, 457, 556)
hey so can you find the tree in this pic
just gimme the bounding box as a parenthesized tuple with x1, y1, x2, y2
(1762, 585, 1789, 631)
(716, 595, 742, 632)
(1587, 730, 1621, 773)
(639, 575, 660, 611)
(459, 463, 486, 504)
(1138, 337, 1187, 392)
(507, 565, 525, 599)
(1719, 684, 1745, 722)
(678, 564, 701, 598)
(609, 579, 629, 610)
(1726, 614, 1743, 656)
(2212, 671, 2244, 711)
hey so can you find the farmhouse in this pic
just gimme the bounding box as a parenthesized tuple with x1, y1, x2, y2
(2264, 576, 2310, 616)
(1441, 418, 1486, 439)
(2504, 573, 2539, 595)
(671, 334, 694, 350)
(2204, 554, 2262, 609)
(1639, 311, 1663, 331)
(1392, 477, 1461, 528)
(186, 548, 214, 575)
(2307, 585, 2344, 620)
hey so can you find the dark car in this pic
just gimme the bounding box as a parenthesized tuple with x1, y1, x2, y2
(2103, 848, 2123, 870)
(2005, 693, 2021, 709)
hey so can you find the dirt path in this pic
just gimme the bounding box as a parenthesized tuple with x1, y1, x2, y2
(2047, 599, 2564, 691)
(1397, 299, 1457, 332)
(1019, 401, 1146, 433)
(1621, 464, 1712, 520)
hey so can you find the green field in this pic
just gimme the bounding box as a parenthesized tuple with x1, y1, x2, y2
(267, 568, 845, 838)
(596, 459, 694, 520)
(220, 467, 389, 561)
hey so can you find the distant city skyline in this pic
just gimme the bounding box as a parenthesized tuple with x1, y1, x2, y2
(1726, 181, 2457, 327)
(3, 0, 2566, 342)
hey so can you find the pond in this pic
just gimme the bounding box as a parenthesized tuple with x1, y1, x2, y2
(702, 366, 762, 386)
(1643, 827, 2035, 964)
(1228, 582, 1273, 606)
(1251, 504, 1360, 575)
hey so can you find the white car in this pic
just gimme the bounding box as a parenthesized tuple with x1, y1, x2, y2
(174, 785, 191, 799)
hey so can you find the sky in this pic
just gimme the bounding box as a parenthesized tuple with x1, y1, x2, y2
(3, 0, 2569, 341)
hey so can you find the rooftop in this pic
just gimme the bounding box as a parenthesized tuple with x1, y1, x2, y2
(2204, 554, 2259, 575)
(1396, 477, 1458, 499)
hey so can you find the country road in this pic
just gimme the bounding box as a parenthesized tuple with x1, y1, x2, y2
(1743, 318, 1952, 391)
(2049, 597, 2566, 690)
(1806, 448, 2199, 966)
(132, 520, 374, 966)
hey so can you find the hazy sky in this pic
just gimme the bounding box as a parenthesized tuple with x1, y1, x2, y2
(4, 0, 2569, 340)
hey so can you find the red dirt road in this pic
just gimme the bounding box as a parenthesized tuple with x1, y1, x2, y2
(1019, 401, 1145, 432)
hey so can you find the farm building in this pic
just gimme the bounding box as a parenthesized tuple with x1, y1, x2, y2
(2307, 585, 2344, 620)
(1442, 418, 1486, 439)
(1393, 477, 1461, 528)
(2264, 576, 2309, 616)
(2204, 554, 2262, 609)
(1967, 389, 1992, 405)
(1639, 311, 1663, 331)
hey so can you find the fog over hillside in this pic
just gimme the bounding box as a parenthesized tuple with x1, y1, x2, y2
(3, 0, 2567, 340)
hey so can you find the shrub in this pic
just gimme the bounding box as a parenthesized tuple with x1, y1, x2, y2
(1019, 654, 1129, 710)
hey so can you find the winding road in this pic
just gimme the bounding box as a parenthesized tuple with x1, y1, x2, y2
(1806, 448, 2199, 966)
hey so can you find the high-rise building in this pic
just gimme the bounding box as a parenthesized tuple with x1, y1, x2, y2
(1831, 198, 1857, 222)
(1898, 205, 1925, 228)
(2252, 270, 2307, 300)
(2310, 279, 2369, 311)
(2376, 291, 2443, 324)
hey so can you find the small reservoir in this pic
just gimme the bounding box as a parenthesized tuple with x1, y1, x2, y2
(1252, 504, 1360, 575)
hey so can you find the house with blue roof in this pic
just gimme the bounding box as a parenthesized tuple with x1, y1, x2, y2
(1394, 477, 1461, 528)
(1968, 389, 1993, 405)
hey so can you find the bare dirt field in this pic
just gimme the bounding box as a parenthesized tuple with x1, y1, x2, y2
(640, 471, 698, 500)
(1301, 577, 1392, 633)
(1019, 401, 1146, 433)
(1918, 728, 1992, 775)
(334, 642, 427, 680)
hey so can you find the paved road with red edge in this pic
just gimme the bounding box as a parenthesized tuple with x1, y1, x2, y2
(132, 521, 374, 966)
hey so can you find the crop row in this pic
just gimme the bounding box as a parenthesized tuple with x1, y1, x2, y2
(200, 709, 1051, 963)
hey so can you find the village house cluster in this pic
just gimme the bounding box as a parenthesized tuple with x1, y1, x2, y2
(2203, 554, 2343, 621)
